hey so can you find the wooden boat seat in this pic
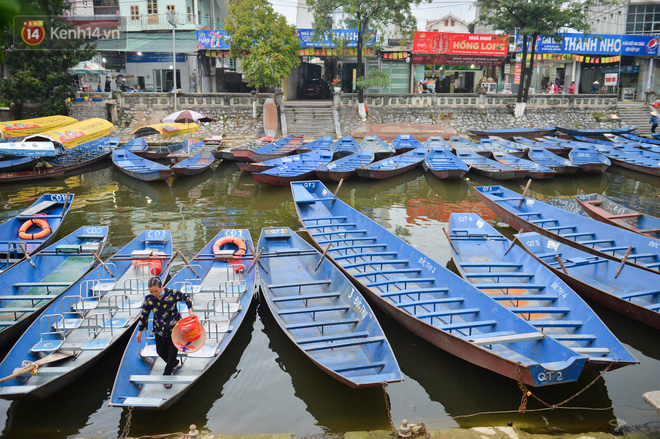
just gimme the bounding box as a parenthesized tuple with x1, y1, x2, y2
(296, 196, 336, 205)
(517, 212, 542, 217)
(531, 320, 583, 328)
(105, 317, 129, 328)
(647, 303, 660, 311)
(489, 294, 558, 302)
(334, 361, 386, 372)
(272, 292, 341, 303)
(509, 306, 570, 314)
(470, 332, 545, 346)
(578, 239, 614, 246)
(607, 213, 642, 219)
(366, 277, 435, 289)
(474, 283, 546, 290)
(1, 307, 39, 314)
(353, 268, 422, 279)
(645, 261, 660, 268)
(77, 234, 107, 240)
(333, 251, 398, 261)
(284, 318, 359, 330)
(306, 222, 358, 230)
(562, 232, 595, 239)
(574, 347, 610, 355)
(0, 385, 38, 395)
(129, 375, 195, 385)
(302, 216, 348, 223)
(396, 298, 465, 308)
(625, 253, 656, 260)
(464, 272, 534, 279)
(268, 280, 332, 289)
(345, 259, 411, 270)
(20, 200, 57, 216)
(12, 366, 73, 376)
(12, 282, 71, 288)
(31, 339, 64, 352)
(459, 262, 522, 269)
(296, 331, 370, 345)
(440, 320, 497, 332)
(311, 229, 367, 238)
(417, 308, 480, 320)
(493, 197, 524, 202)
(552, 334, 597, 342)
(0, 295, 53, 301)
(318, 236, 377, 246)
(620, 289, 660, 300)
(463, 330, 514, 340)
(52, 318, 83, 330)
(277, 305, 349, 316)
(331, 243, 387, 253)
(380, 287, 449, 298)
(305, 336, 385, 352)
(545, 225, 575, 232)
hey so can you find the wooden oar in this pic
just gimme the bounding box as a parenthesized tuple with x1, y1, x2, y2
(61, 193, 70, 216)
(503, 236, 519, 256)
(555, 255, 569, 274)
(0, 351, 72, 384)
(329, 179, 344, 207)
(177, 249, 199, 278)
(19, 243, 37, 269)
(314, 243, 332, 271)
(519, 179, 532, 207)
(442, 228, 458, 255)
(615, 246, 633, 278)
(91, 249, 114, 277)
(244, 247, 264, 276)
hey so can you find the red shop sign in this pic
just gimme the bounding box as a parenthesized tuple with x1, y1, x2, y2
(413, 32, 509, 57)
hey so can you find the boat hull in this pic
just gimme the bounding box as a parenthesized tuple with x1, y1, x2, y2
(470, 128, 555, 140)
(172, 165, 211, 176)
(470, 167, 525, 180)
(609, 157, 660, 177)
(356, 162, 420, 179)
(122, 168, 173, 181)
(315, 169, 357, 181)
(236, 163, 276, 173)
(424, 166, 467, 179)
(0, 168, 65, 183)
(576, 163, 609, 173)
(252, 170, 316, 186)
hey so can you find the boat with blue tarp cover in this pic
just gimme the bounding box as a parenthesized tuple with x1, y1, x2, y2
(475, 185, 660, 273)
(110, 229, 256, 409)
(575, 193, 660, 239)
(291, 180, 587, 387)
(172, 151, 215, 176)
(237, 149, 327, 173)
(48, 137, 115, 174)
(469, 127, 556, 140)
(423, 136, 451, 148)
(112, 149, 173, 181)
(391, 134, 424, 152)
(360, 136, 395, 158)
(526, 147, 578, 175)
(233, 135, 305, 163)
(253, 150, 334, 186)
(568, 144, 610, 173)
(448, 136, 491, 157)
(0, 226, 108, 348)
(257, 226, 403, 388)
(422, 146, 468, 179)
(331, 137, 361, 155)
(491, 152, 557, 179)
(315, 150, 375, 181)
(455, 149, 526, 180)
(0, 230, 172, 399)
(446, 213, 636, 369)
(357, 147, 427, 179)
(518, 231, 660, 330)
(0, 157, 39, 173)
(0, 193, 74, 273)
(480, 139, 525, 157)
(556, 126, 637, 137)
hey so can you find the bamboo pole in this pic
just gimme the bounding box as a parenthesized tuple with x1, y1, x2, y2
(329, 179, 344, 207)
(615, 246, 633, 278)
(315, 243, 332, 271)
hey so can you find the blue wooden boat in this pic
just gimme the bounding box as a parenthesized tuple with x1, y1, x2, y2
(447, 213, 636, 369)
(423, 146, 468, 179)
(575, 193, 660, 239)
(0, 226, 108, 348)
(0, 156, 39, 173)
(542, 136, 572, 144)
(257, 226, 402, 388)
(360, 136, 395, 158)
(165, 141, 209, 164)
(252, 150, 334, 186)
(512, 136, 570, 155)
(489, 136, 531, 153)
(315, 150, 375, 181)
(518, 232, 660, 330)
(480, 139, 525, 157)
(591, 143, 660, 177)
(448, 136, 491, 157)
(567, 144, 610, 173)
(0, 193, 74, 273)
(621, 133, 660, 145)
(213, 138, 270, 161)
(526, 147, 578, 175)
(172, 151, 215, 176)
(556, 126, 637, 137)
(304, 136, 334, 151)
(331, 137, 361, 155)
(455, 149, 526, 180)
(391, 134, 424, 152)
(356, 147, 427, 179)
(469, 127, 556, 140)
(291, 180, 586, 387)
(112, 149, 173, 182)
(119, 138, 149, 153)
(48, 137, 114, 174)
(135, 139, 190, 160)
(110, 229, 256, 409)
(237, 149, 325, 173)
(423, 136, 451, 148)
(0, 230, 172, 399)
(0, 166, 66, 184)
(474, 185, 660, 273)
(491, 152, 557, 179)
(233, 135, 305, 163)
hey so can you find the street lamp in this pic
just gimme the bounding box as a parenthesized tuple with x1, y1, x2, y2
(167, 11, 177, 111)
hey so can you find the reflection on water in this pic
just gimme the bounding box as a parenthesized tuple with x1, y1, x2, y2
(0, 161, 658, 438)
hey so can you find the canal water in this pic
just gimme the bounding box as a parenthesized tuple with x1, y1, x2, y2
(0, 162, 658, 438)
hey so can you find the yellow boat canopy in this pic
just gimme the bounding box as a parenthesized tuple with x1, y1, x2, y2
(27, 118, 115, 149)
(131, 123, 199, 139)
(0, 115, 78, 138)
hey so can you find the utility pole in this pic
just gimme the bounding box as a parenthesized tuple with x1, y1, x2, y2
(168, 11, 178, 111)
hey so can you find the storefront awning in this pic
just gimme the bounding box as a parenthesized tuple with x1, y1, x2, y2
(412, 55, 505, 66)
(95, 32, 198, 53)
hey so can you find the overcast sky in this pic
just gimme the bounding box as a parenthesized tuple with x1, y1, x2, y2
(269, 0, 477, 29)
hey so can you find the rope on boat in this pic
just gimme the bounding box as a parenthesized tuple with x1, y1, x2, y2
(516, 361, 615, 413)
(119, 406, 133, 439)
(382, 383, 396, 433)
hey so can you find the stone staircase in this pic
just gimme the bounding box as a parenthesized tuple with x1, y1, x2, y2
(617, 101, 653, 136)
(281, 101, 339, 137)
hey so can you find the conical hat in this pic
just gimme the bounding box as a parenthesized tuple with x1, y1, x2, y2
(171, 321, 206, 353)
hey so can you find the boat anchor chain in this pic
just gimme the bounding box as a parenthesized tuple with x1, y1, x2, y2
(516, 361, 615, 413)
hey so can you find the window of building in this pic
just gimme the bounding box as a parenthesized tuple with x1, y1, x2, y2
(166, 4, 175, 13)
(451, 19, 455, 26)
(627, 3, 660, 34)
(130, 5, 139, 20)
(147, 0, 158, 15)
(445, 19, 449, 26)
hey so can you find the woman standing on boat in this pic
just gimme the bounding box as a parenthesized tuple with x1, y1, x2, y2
(137, 277, 194, 386)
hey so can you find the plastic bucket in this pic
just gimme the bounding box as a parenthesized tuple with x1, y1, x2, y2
(177, 316, 201, 342)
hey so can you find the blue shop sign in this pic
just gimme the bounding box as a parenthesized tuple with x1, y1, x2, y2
(296, 29, 376, 48)
(196, 30, 230, 50)
(127, 52, 186, 63)
(516, 33, 659, 57)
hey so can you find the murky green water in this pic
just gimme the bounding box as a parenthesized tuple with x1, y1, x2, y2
(0, 162, 658, 438)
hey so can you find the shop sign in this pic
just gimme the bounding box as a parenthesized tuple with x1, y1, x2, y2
(413, 32, 508, 56)
(602, 65, 640, 74)
(604, 73, 618, 86)
(515, 33, 659, 57)
(514, 64, 521, 84)
(296, 29, 376, 48)
(196, 30, 230, 50)
(127, 52, 185, 63)
(411, 54, 505, 66)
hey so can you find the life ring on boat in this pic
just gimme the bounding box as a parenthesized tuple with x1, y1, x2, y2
(213, 236, 247, 258)
(18, 217, 51, 240)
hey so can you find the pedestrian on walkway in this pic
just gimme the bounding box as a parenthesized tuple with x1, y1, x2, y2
(568, 81, 576, 94)
(650, 112, 658, 134)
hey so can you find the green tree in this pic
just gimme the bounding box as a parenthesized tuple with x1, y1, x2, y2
(224, 0, 300, 102)
(308, 0, 429, 103)
(0, 0, 96, 118)
(475, 0, 603, 105)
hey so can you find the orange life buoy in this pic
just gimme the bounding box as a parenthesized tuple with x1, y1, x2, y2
(18, 218, 51, 240)
(213, 236, 247, 258)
